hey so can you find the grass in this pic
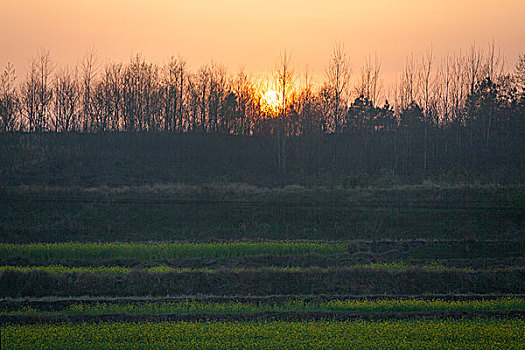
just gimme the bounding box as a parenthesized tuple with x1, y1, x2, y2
(4, 265, 522, 297)
(0, 265, 132, 275)
(2, 318, 524, 349)
(0, 242, 347, 260)
(1, 171, 522, 348)
(3, 298, 524, 316)
(0, 263, 488, 276)
(3, 184, 522, 243)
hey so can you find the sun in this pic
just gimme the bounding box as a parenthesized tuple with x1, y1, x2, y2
(261, 89, 281, 115)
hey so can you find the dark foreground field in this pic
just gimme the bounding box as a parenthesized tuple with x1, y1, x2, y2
(1, 184, 522, 242)
(1, 184, 523, 348)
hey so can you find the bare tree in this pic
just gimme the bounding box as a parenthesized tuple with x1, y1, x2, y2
(52, 66, 79, 132)
(298, 65, 315, 135)
(80, 50, 98, 131)
(0, 63, 20, 132)
(485, 39, 505, 82)
(449, 52, 467, 125)
(186, 72, 200, 132)
(437, 54, 452, 124)
(20, 60, 38, 131)
(20, 50, 53, 131)
(418, 46, 435, 171)
(120, 55, 161, 131)
(162, 57, 186, 132)
(274, 50, 295, 184)
(190, 64, 210, 132)
(515, 53, 525, 92)
(230, 68, 254, 134)
(325, 44, 351, 182)
(107, 63, 123, 131)
(326, 43, 351, 133)
(208, 62, 227, 133)
(464, 42, 505, 150)
(356, 54, 382, 107)
(466, 43, 484, 95)
(295, 65, 317, 171)
(397, 53, 422, 175)
(400, 53, 418, 110)
(36, 50, 54, 131)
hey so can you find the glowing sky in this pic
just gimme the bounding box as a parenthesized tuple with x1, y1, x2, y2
(1, 0, 524, 82)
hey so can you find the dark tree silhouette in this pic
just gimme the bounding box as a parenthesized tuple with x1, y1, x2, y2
(0, 46, 523, 186)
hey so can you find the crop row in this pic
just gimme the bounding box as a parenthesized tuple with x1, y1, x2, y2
(3, 298, 524, 316)
(2, 268, 523, 297)
(2, 318, 524, 349)
(0, 242, 346, 260)
(2, 240, 522, 264)
(3, 256, 521, 272)
(0, 262, 493, 276)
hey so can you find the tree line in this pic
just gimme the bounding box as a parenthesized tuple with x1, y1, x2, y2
(0, 43, 524, 184)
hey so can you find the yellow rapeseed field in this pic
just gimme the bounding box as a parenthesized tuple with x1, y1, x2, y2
(2, 319, 524, 349)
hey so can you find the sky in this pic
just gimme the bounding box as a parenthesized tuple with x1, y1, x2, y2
(1, 0, 524, 85)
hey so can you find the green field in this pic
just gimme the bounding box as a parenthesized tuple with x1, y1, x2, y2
(2, 319, 524, 349)
(1, 185, 523, 349)
(2, 262, 514, 275)
(0, 242, 347, 260)
(3, 298, 524, 316)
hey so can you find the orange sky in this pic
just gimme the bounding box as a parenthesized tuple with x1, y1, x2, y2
(1, 0, 524, 84)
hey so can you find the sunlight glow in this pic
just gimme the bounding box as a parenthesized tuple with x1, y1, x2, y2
(261, 89, 281, 115)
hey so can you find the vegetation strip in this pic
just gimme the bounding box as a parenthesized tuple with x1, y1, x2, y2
(3, 298, 523, 316)
(3, 262, 513, 275)
(0, 258, 521, 271)
(2, 319, 523, 349)
(3, 294, 524, 305)
(2, 269, 523, 297)
(4, 188, 521, 243)
(2, 311, 525, 324)
(3, 195, 518, 212)
(0, 242, 346, 260)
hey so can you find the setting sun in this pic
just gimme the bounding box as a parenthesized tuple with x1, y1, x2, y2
(0, 0, 523, 348)
(261, 89, 281, 115)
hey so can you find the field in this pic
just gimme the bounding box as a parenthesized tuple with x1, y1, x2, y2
(1, 184, 524, 348)
(3, 319, 524, 349)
